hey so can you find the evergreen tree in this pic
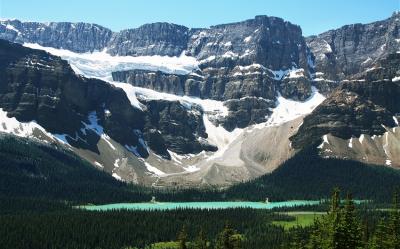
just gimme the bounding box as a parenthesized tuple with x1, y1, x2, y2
(336, 194, 363, 249)
(306, 188, 365, 249)
(387, 192, 400, 249)
(369, 220, 390, 249)
(177, 225, 188, 249)
(194, 228, 208, 249)
(215, 223, 243, 249)
(370, 192, 400, 249)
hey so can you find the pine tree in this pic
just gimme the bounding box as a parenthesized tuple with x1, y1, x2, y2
(290, 228, 307, 249)
(177, 225, 188, 249)
(369, 220, 390, 249)
(194, 228, 208, 249)
(336, 193, 363, 249)
(387, 192, 400, 249)
(370, 191, 400, 249)
(215, 223, 243, 249)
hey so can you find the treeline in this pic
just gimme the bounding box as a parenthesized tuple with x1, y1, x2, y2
(0, 190, 398, 248)
(0, 134, 152, 204)
(224, 146, 400, 203)
(291, 189, 400, 249)
(0, 207, 291, 249)
(2, 134, 400, 205)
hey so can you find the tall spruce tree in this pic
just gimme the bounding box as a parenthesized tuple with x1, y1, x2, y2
(194, 228, 208, 249)
(215, 223, 243, 249)
(336, 194, 363, 249)
(177, 225, 188, 249)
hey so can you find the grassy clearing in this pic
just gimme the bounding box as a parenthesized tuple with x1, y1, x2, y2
(273, 212, 325, 230)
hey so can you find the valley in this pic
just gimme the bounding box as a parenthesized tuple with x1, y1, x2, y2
(0, 2, 400, 248)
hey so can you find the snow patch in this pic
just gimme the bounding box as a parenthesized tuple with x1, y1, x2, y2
(222, 51, 238, 58)
(262, 87, 325, 127)
(362, 57, 372, 64)
(107, 80, 143, 109)
(285, 68, 305, 79)
(348, 137, 353, 148)
(244, 36, 252, 43)
(5, 24, 20, 34)
(182, 165, 200, 173)
(143, 160, 166, 176)
(318, 135, 330, 149)
(394, 116, 399, 126)
(133, 86, 229, 116)
(112, 173, 122, 181)
(0, 108, 55, 140)
(94, 161, 103, 168)
(392, 76, 400, 82)
(101, 134, 116, 150)
(23, 43, 199, 77)
(114, 158, 120, 168)
(223, 41, 232, 47)
(359, 134, 365, 144)
(203, 116, 242, 154)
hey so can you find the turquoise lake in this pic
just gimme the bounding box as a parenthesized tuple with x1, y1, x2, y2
(80, 200, 321, 211)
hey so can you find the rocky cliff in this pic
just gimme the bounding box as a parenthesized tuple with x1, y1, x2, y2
(0, 39, 216, 159)
(0, 19, 112, 52)
(107, 23, 189, 56)
(307, 12, 400, 82)
(290, 53, 400, 151)
(1, 16, 314, 103)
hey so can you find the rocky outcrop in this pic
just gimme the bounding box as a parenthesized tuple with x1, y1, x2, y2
(290, 79, 400, 149)
(188, 15, 309, 71)
(217, 97, 274, 131)
(142, 99, 217, 157)
(0, 19, 112, 53)
(107, 23, 189, 56)
(0, 39, 218, 159)
(112, 65, 280, 101)
(0, 39, 147, 154)
(0, 16, 314, 102)
(351, 53, 400, 82)
(307, 12, 400, 82)
(112, 69, 202, 97)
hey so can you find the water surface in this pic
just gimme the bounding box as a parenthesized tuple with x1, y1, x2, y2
(80, 200, 320, 211)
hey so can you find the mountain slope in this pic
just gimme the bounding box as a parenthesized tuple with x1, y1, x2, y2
(0, 13, 400, 189)
(0, 133, 150, 203)
(225, 145, 400, 202)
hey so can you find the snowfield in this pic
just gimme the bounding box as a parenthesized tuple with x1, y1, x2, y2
(24, 43, 199, 77)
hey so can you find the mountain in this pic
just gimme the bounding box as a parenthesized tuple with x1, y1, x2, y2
(0, 13, 399, 189)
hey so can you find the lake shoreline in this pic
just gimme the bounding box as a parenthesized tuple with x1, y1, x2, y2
(78, 200, 322, 211)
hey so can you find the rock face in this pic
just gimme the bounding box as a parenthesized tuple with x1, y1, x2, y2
(290, 52, 400, 149)
(142, 99, 217, 157)
(307, 12, 400, 82)
(188, 15, 309, 71)
(0, 16, 314, 102)
(0, 39, 217, 158)
(0, 19, 112, 53)
(107, 23, 189, 56)
(217, 97, 274, 131)
(290, 80, 399, 149)
(112, 65, 281, 101)
(0, 39, 146, 154)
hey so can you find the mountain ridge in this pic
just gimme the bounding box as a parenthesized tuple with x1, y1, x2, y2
(0, 13, 399, 187)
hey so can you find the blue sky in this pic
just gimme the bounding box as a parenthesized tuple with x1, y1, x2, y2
(0, 0, 399, 36)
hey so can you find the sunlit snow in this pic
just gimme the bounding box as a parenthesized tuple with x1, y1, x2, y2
(24, 43, 199, 77)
